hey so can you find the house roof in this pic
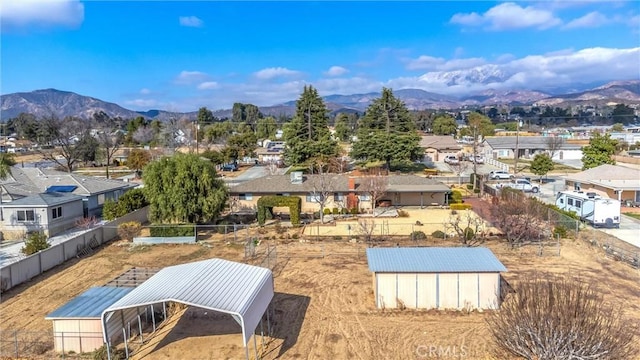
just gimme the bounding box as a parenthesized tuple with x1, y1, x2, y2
(2, 192, 83, 207)
(0, 167, 136, 198)
(102, 259, 274, 346)
(419, 135, 462, 151)
(229, 174, 451, 194)
(366, 247, 507, 273)
(564, 164, 640, 191)
(483, 136, 581, 150)
(46, 287, 134, 319)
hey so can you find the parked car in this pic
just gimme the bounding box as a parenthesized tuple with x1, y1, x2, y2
(489, 170, 513, 180)
(444, 155, 459, 165)
(497, 178, 540, 193)
(473, 155, 485, 164)
(221, 163, 238, 172)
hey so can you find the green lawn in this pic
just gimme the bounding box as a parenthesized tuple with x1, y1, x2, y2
(623, 212, 640, 220)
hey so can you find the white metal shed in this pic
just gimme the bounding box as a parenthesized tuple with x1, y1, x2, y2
(366, 247, 507, 310)
(100, 258, 274, 359)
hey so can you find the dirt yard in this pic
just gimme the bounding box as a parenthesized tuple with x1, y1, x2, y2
(1, 229, 639, 360)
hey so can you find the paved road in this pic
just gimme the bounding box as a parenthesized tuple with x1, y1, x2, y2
(223, 164, 290, 186)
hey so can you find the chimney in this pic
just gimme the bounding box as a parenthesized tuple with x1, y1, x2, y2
(348, 177, 355, 191)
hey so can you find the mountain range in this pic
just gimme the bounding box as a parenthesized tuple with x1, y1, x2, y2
(1, 80, 639, 121)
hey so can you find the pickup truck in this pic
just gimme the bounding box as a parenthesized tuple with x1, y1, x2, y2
(497, 178, 540, 193)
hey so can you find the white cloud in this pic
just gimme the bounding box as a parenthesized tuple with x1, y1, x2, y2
(407, 55, 486, 71)
(140, 88, 151, 95)
(197, 81, 219, 90)
(324, 66, 349, 77)
(563, 11, 610, 29)
(1, 0, 84, 30)
(175, 70, 209, 84)
(179, 16, 203, 28)
(450, 2, 562, 30)
(253, 67, 301, 80)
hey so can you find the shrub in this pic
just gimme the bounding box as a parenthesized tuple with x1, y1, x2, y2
(350, 208, 358, 215)
(463, 227, 475, 242)
(450, 190, 463, 204)
(102, 188, 148, 221)
(332, 207, 339, 215)
(92, 344, 126, 360)
(553, 225, 569, 239)
(332, 235, 342, 240)
(102, 198, 121, 221)
(450, 203, 472, 211)
(431, 230, 445, 239)
(291, 233, 299, 239)
(117, 221, 142, 241)
(466, 184, 474, 190)
(411, 231, 427, 240)
(323, 208, 332, 215)
(21, 231, 50, 255)
(149, 224, 195, 237)
(397, 210, 409, 217)
(473, 189, 480, 193)
(487, 274, 636, 359)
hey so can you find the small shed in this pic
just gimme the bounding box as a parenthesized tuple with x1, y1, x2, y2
(366, 247, 507, 310)
(45, 287, 135, 353)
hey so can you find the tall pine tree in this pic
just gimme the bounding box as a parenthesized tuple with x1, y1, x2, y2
(283, 86, 339, 165)
(350, 88, 422, 168)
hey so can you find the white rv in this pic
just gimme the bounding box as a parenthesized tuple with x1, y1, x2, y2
(555, 191, 621, 228)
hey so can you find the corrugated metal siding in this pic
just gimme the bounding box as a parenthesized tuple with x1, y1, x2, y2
(52, 319, 103, 353)
(366, 247, 507, 273)
(396, 274, 417, 308)
(416, 274, 437, 308)
(46, 287, 134, 319)
(438, 273, 459, 309)
(376, 273, 396, 309)
(102, 259, 274, 346)
(478, 273, 500, 309)
(458, 273, 479, 309)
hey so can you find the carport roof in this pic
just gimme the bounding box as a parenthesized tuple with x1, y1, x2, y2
(366, 247, 507, 273)
(101, 258, 274, 346)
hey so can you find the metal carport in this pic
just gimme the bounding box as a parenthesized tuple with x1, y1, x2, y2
(100, 258, 274, 360)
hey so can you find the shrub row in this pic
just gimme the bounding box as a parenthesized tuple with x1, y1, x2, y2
(149, 225, 195, 237)
(450, 203, 472, 210)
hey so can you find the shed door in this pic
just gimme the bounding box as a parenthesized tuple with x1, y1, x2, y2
(397, 274, 417, 309)
(478, 273, 500, 309)
(458, 273, 479, 310)
(438, 273, 459, 309)
(416, 273, 437, 309)
(376, 273, 397, 309)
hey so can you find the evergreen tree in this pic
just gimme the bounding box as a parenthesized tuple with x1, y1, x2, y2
(283, 86, 339, 165)
(582, 133, 617, 170)
(350, 88, 422, 168)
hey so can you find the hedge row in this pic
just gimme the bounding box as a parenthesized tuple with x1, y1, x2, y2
(149, 225, 195, 237)
(450, 203, 472, 210)
(257, 196, 301, 225)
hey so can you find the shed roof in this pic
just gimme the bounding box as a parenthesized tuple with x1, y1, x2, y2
(101, 259, 274, 346)
(366, 247, 507, 273)
(419, 135, 462, 151)
(564, 164, 640, 191)
(484, 136, 580, 150)
(46, 287, 134, 319)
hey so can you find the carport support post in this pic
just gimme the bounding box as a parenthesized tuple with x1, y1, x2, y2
(260, 318, 265, 349)
(123, 328, 129, 359)
(266, 305, 271, 336)
(151, 305, 156, 332)
(138, 315, 143, 343)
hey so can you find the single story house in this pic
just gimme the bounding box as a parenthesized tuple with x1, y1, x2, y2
(227, 173, 451, 214)
(563, 164, 640, 204)
(366, 247, 507, 310)
(0, 167, 138, 217)
(419, 135, 462, 162)
(0, 192, 84, 239)
(481, 136, 582, 161)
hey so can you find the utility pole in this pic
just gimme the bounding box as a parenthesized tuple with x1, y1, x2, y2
(514, 117, 519, 176)
(195, 119, 199, 155)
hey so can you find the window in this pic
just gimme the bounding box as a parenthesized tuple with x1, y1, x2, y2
(575, 200, 581, 208)
(359, 194, 371, 201)
(568, 198, 574, 206)
(239, 193, 253, 201)
(16, 210, 35, 222)
(334, 193, 344, 201)
(52, 206, 62, 219)
(97, 194, 105, 205)
(306, 194, 321, 203)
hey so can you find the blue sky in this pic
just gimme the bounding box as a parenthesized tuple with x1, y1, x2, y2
(1, 1, 639, 112)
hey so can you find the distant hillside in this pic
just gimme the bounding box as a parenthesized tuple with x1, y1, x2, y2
(2, 80, 639, 121)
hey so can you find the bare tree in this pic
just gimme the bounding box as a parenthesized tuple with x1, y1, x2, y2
(359, 174, 389, 215)
(357, 218, 376, 243)
(97, 130, 123, 179)
(447, 210, 485, 246)
(38, 116, 90, 173)
(307, 162, 338, 223)
(448, 160, 470, 186)
(490, 189, 547, 247)
(133, 126, 155, 145)
(546, 136, 564, 160)
(487, 273, 636, 360)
